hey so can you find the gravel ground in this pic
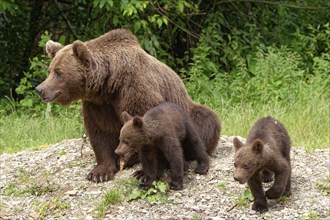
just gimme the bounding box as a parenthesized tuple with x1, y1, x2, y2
(0, 136, 329, 220)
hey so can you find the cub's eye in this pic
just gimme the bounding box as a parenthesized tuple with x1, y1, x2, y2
(123, 140, 129, 145)
(243, 164, 250, 170)
(54, 70, 62, 77)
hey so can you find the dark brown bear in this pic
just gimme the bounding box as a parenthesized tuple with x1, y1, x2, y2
(36, 29, 221, 182)
(115, 102, 209, 190)
(233, 116, 291, 212)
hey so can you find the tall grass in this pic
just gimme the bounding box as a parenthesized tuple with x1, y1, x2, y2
(186, 45, 329, 151)
(0, 96, 327, 154)
(0, 110, 83, 154)
(218, 97, 330, 151)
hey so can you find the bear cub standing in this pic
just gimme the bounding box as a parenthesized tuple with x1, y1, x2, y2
(115, 102, 209, 190)
(233, 116, 291, 212)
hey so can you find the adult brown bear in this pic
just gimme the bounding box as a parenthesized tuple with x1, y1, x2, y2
(36, 29, 221, 182)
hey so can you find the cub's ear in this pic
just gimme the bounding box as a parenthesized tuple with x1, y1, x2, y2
(133, 117, 143, 128)
(72, 40, 95, 69)
(121, 111, 132, 123)
(233, 137, 244, 152)
(45, 40, 64, 58)
(252, 139, 264, 154)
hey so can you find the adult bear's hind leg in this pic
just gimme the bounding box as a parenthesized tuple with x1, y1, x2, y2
(190, 103, 221, 155)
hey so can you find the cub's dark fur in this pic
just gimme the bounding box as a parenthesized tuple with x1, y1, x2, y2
(115, 102, 209, 190)
(233, 116, 291, 212)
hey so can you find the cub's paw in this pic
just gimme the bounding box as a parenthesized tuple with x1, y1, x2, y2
(265, 188, 282, 199)
(261, 173, 274, 183)
(252, 201, 268, 213)
(283, 189, 292, 197)
(170, 182, 183, 191)
(132, 170, 146, 181)
(194, 164, 209, 175)
(86, 164, 117, 183)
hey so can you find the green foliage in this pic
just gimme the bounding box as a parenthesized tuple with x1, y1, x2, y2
(277, 195, 289, 203)
(116, 177, 140, 196)
(0, 0, 329, 154)
(237, 188, 253, 207)
(96, 189, 121, 218)
(14, 31, 54, 115)
(217, 181, 226, 188)
(192, 214, 201, 220)
(128, 181, 170, 204)
(300, 211, 321, 220)
(32, 198, 71, 220)
(0, 0, 18, 14)
(316, 175, 330, 195)
(0, 110, 83, 154)
(4, 168, 53, 196)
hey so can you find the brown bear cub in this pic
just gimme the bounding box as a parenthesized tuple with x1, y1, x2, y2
(233, 116, 291, 212)
(115, 102, 209, 190)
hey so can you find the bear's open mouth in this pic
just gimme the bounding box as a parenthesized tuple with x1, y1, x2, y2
(42, 92, 61, 103)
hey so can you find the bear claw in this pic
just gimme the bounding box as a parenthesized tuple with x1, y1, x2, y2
(170, 183, 183, 190)
(139, 183, 152, 190)
(86, 165, 116, 183)
(132, 170, 146, 181)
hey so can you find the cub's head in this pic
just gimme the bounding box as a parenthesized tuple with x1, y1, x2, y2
(115, 111, 150, 159)
(232, 137, 264, 184)
(36, 40, 95, 105)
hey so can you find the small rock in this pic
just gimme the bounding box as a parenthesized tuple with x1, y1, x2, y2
(65, 190, 78, 196)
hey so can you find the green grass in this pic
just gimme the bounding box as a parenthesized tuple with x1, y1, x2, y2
(96, 189, 122, 218)
(0, 93, 328, 154)
(0, 111, 83, 154)
(218, 97, 330, 151)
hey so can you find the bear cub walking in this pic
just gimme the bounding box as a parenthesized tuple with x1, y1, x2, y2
(233, 116, 291, 212)
(115, 102, 209, 190)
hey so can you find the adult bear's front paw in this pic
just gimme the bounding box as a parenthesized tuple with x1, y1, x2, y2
(86, 164, 117, 183)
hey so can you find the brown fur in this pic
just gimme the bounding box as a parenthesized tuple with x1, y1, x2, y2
(115, 102, 209, 190)
(233, 116, 291, 212)
(36, 29, 221, 183)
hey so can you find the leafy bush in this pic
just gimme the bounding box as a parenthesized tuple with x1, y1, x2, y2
(14, 32, 50, 115)
(6, 31, 82, 118)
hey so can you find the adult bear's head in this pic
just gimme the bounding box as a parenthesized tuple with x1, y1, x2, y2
(36, 40, 95, 105)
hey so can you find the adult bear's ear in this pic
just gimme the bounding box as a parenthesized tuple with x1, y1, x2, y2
(45, 40, 64, 58)
(233, 137, 243, 152)
(252, 139, 264, 154)
(133, 117, 143, 128)
(121, 111, 132, 123)
(72, 40, 95, 70)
